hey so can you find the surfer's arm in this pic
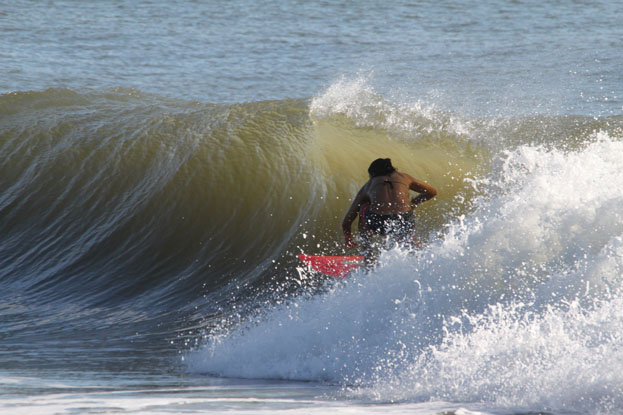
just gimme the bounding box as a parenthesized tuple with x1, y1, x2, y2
(341, 185, 369, 247)
(408, 176, 437, 206)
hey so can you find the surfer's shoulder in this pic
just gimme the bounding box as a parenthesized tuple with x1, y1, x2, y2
(394, 171, 412, 181)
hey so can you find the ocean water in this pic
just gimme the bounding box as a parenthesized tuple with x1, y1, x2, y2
(1, 0, 623, 414)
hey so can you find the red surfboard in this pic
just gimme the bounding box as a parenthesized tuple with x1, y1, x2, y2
(298, 254, 364, 278)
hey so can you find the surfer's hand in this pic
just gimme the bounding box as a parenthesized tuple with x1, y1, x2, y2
(344, 233, 357, 248)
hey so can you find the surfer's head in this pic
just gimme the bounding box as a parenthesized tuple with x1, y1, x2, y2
(368, 158, 396, 178)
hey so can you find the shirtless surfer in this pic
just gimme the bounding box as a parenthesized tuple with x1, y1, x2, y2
(341, 158, 437, 250)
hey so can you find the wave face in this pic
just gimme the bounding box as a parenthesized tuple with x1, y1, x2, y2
(3, 81, 623, 413)
(1, 89, 315, 319)
(0, 85, 485, 314)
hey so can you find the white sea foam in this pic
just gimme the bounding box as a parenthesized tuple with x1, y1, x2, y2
(309, 75, 461, 138)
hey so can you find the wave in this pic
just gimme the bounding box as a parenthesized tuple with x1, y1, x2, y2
(3, 83, 623, 413)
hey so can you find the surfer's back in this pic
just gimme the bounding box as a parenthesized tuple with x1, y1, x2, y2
(365, 171, 414, 215)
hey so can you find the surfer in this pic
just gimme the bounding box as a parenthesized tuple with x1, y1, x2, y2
(342, 158, 437, 249)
